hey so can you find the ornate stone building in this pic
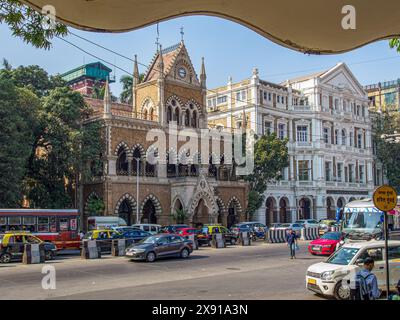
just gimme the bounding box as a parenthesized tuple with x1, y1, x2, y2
(80, 41, 248, 229)
(207, 63, 378, 225)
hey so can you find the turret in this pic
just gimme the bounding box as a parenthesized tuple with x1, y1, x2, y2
(200, 57, 207, 89)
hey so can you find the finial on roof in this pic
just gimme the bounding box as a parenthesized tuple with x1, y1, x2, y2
(180, 26, 184, 42)
(103, 78, 112, 118)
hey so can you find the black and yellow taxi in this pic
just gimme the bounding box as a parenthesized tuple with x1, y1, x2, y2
(199, 224, 238, 246)
(0, 232, 57, 263)
(83, 229, 123, 253)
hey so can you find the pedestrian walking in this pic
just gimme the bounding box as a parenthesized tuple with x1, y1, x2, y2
(286, 229, 298, 259)
(350, 257, 381, 300)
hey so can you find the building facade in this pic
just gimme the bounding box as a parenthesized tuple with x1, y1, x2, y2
(365, 79, 400, 113)
(207, 63, 378, 225)
(79, 42, 248, 230)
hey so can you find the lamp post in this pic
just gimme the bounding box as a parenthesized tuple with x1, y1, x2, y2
(133, 157, 140, 224)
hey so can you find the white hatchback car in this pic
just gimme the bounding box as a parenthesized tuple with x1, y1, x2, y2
(306, 240, 400, 300)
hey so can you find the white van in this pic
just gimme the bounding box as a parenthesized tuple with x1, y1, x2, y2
(131, 223, 161, 235)
(87, 216, 127, 231)
(306, 240, 400, 300)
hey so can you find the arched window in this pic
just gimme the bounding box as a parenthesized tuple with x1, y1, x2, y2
(192, 110, 197, 128)
(149, 108, 154, 121)
(132, 148, 142, 175)
(143, 109, 148, 120)
(116, 146, 128, 175)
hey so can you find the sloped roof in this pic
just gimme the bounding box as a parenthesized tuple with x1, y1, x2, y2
(144, 43, 183, 82)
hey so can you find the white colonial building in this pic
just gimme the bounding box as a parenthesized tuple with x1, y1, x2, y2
(207, 62, 380, 225)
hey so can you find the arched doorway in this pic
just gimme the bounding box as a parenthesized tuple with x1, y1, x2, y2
(118, 199, 133, 225)
(192, 198, 209, 227)
(173, 198, 185, 224)
(227, 197, 241, 229)
(279, 198, 290, 223)
(265, 197, 277, 226)
(141, 199, 157, 224)
(299, 197, 311, 219)
(326, 197, 335, 220)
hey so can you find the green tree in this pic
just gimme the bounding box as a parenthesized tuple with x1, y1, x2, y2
(86, 197, 105, 216)
(0, 0, 68, 49)
(171, 208, 188, 224)
(373, 112, 400, 192)
(244, 133, 289, 218)
(119, 74, 145, 103)
(0, 78, 35, 207)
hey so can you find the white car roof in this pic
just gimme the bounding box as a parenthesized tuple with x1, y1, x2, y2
(343, 240, 400, 249)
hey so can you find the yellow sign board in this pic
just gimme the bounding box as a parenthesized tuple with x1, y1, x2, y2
(373, 185, 398, 212)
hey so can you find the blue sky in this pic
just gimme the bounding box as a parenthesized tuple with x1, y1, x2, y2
(1, 15, 400, 97)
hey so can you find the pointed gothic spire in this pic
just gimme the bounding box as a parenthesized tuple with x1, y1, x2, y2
(133, 54, 139, 87)
(200, 57, 206, 88)
(103, 79, 112, 118)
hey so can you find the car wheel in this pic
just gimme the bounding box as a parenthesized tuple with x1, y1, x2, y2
(0, 253, 12, 263)
(45, 251, 54, 260)
(146, 251, 156, 262)
(180, 248, 190, 259)
(230, 238, 236, 245)
(334, 281, 350, 300)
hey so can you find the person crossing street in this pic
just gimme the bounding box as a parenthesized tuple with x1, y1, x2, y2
(286, 229, 298, 259)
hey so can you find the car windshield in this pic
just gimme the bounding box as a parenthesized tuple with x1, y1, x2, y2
(321, 232, 340, 240)
(343, 211, 382, 232)
(280, 223, 291, 228)
(141, 235, 163, 244)
(326, 247, 359, 265)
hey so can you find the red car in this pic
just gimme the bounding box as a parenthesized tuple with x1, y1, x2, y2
(308, 231, 343, 256)
(178, 228, 201, 237)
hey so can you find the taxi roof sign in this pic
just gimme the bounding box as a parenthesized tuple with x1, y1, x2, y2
(373, 185, 398, 212)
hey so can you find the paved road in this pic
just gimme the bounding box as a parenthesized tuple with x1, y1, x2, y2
(0, 241, 326, 300)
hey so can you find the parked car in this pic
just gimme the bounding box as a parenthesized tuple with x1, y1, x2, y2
(230, 222, 267, 240)
(277, 223, 303, 236)
(112, 226, 140, 233)
(83, 229, 122, 253)
(131, 224, 162, 235)
(121, 229, 152, 245)
(200, 225, 238, 246)
(160, 224, 189, 234)
(178, 228, 202, 238)
(308, 231, 343, 256)
(318, 220, 340, 235)
(125, 234, 193, 262)
(306, 240, 400, 300)
(0, 232, 57, 263)
(295, 219, 319, 228)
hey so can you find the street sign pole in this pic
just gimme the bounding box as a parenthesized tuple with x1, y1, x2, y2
(372, 185, 398, 300)
(384, 210, 390, 300)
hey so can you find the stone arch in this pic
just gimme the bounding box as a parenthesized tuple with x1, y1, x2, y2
(279, 197, 290, 223)
(227, 196, 243, 228)
(265, 196, 278, 226)
(140, 194, 162, 223)
(84, 191, 103, 219)
(114, 141, 131, 157)
(114, 193, 137, 225)
(140, 97, 155, 119)
(215, 197, 227, 225)
(131, 144, 146, 158)
(184, 99, 203, 115)
(189, 190, 217, 224)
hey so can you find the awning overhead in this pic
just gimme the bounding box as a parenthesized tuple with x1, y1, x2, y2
(21, 0, 400, 54)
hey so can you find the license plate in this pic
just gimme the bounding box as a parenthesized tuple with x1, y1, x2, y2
(308, 278, 316, 285)
(312, 246, 321, 251)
